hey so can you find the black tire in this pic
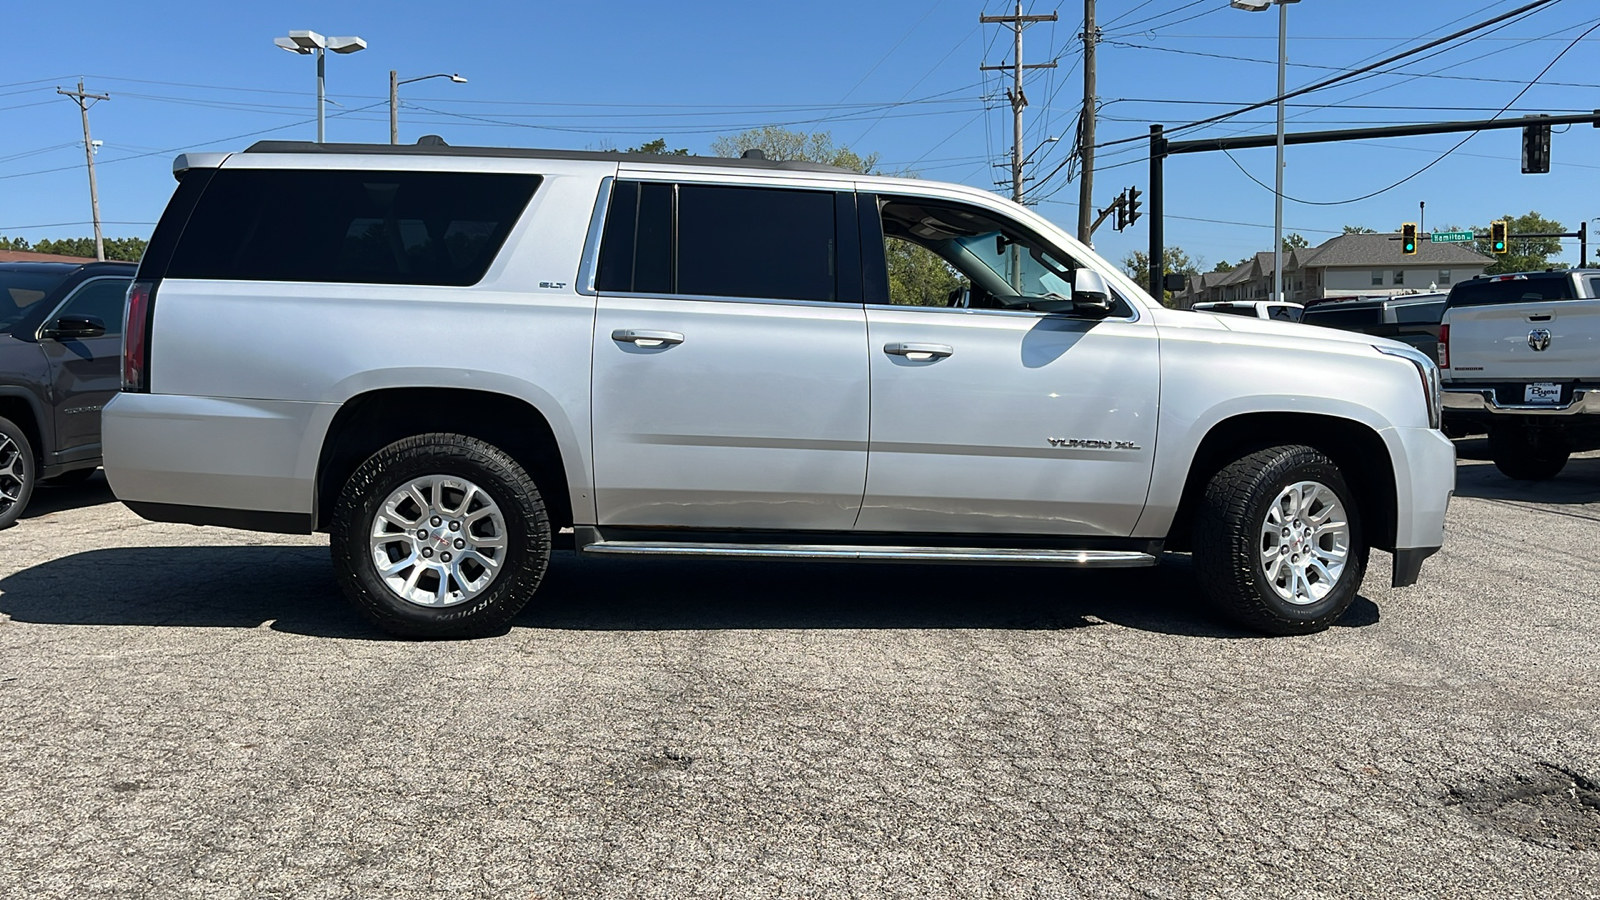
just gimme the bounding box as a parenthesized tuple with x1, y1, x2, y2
(0, 416, 36, 530)
(1193, 445, 1367, 636)
(329, 433, 551, 639)
(41, 467, 97, 488)
(1488, 425, 1568, 481)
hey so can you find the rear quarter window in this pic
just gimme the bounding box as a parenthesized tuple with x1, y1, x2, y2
(165, 169, 541, 286)
(1301, 306, 1383, 330)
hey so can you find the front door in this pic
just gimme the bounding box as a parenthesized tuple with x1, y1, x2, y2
(41, 276, 129, 463)
(590, 179, 870, 530)
(856, 192, 1159, 537)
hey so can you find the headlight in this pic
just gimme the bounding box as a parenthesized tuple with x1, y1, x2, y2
(1375, 344, 1442, 430)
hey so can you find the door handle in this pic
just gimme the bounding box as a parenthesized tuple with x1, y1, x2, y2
(883, 342, 953, 360)
(611, 329, 684, 348)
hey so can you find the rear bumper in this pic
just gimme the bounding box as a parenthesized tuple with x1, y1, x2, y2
(1442, 385, 1600, 415)
(102, 392, 335, 527)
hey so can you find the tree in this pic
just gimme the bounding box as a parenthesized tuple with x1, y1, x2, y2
(1282, 232, 1310, 251)
(885, 238, 965, 307)
(1211, 260, 1235, 273)
(1121, 247, 1203, 305)
(711, 126, 879, 174)
(1342, 225, 1377, 234)
(0, 235, 146, 261)
(1469, 210, 1565, 275)
(626, 138, 689, 156)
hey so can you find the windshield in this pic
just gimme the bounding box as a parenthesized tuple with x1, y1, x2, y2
(0, 271, 68, 334)
(951, 231, 1073, 298)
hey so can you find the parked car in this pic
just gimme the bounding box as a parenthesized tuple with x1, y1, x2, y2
(0, 260, 134, 527)
(103, 141, 1455, 638)
(1191, 300, 1304, 322)
(1439, 269, 1600, 480)
(1300, 292, 1449, 364)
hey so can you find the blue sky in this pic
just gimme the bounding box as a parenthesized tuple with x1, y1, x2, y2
(3, 0, 1597, 270)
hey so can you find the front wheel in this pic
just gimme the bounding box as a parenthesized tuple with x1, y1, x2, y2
(329, 433, 552, 638)
(0, 416, 36, 529)
(1193, 445, 1366, 635)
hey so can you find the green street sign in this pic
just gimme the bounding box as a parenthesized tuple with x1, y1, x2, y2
(1430, 231, 1475, 243)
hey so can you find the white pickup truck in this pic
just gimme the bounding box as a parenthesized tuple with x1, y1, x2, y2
(1440, 269, 1600, 479)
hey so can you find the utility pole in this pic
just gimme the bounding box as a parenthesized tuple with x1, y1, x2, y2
(390, 70, 400, 145)
(981, 2, 1058, 206)
(57, 80, 110, 261)
(981, 2, 1057, 288)
(1077, 0, 1098, 244)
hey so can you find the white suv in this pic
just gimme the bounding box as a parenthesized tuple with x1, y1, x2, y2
(104, 140, 1455, 638)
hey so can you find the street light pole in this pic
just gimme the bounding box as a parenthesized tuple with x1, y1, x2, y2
(275, 30, 367, 143)
(1273, 0, 1286, 304)
(1232, 0, 1297, 303)
(389, 72, 468, 144)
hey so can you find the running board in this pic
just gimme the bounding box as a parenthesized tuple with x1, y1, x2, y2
(579, 540, 1157, 568)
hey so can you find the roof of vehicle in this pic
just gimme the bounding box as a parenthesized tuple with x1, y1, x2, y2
(242, 140, 859, 174)
(1458, 268, 1597, 280)
(1305, 292, 1446, 310)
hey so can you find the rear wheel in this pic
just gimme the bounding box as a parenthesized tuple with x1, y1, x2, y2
(1488, 425, 1568, 481)
(329, 433, 551, 638)
(0, 416, 36, 529)
(1193, 445, 1366, 635)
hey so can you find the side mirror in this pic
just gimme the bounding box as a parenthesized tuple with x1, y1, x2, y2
(1070, 269, 1113, 318)
(42, 315, 107, 341)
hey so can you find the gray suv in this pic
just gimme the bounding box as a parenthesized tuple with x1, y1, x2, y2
(0, 260, 134, 526)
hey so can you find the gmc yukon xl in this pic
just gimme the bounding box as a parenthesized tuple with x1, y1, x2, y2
(102, 141, 1456, 638)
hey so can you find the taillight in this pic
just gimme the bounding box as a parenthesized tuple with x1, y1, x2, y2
(122, 279, 156, 391)
(1438, 323, 1450, 369)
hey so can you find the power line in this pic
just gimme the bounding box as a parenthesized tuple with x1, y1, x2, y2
(1217, 17, 1600, 207)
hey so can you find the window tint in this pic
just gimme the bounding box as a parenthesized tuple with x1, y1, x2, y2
(1393, 301, 1444, 325)
(597, 182, 836, 302)
(167, 169, 540, 286)
(677, 184, 835, 302)
(1446, 274, 1575, 306)
(56, 278, 130, 335)
(1302, 306, 1383, 330)
(0, 270, 69, 333)
(1587, 276, 1600, 297)
(1267, 304, 1301, 322)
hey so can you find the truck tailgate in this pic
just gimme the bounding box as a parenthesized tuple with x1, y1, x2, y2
(1444, 298, 1600, 381)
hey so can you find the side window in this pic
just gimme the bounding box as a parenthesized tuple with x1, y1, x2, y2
(597, 181, 840, 303)
(54, 278, 130, 336)
(1587, 276, 1600, 297)
(1394, 301, 1444, 325)
(872, 194, 1124, 315)
(166, 169, 541, 286)
(676, 184, 834, 302)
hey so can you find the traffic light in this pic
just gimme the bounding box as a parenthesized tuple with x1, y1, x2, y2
(1490, 220, 1509, 254)
(1401, 223, 1418, 255)
(1113, 192, 1127, 231)
(1522, 119, 1551, 174)
(1125, 187, 1142, 226)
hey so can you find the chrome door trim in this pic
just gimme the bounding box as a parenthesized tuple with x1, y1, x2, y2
(611, 328, 684, 347)
(574, 175, 615, 297)
(883, 342, 953, 359)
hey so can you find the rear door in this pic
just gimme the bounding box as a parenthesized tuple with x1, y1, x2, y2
(589, 178, 871, 530)
(39, 275, 129, 461)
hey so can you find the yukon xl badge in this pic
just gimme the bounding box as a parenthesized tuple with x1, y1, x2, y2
(1049, 437, 1141, 450)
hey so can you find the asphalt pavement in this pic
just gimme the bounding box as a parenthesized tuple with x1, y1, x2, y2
(1, 443, 1596, 899)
